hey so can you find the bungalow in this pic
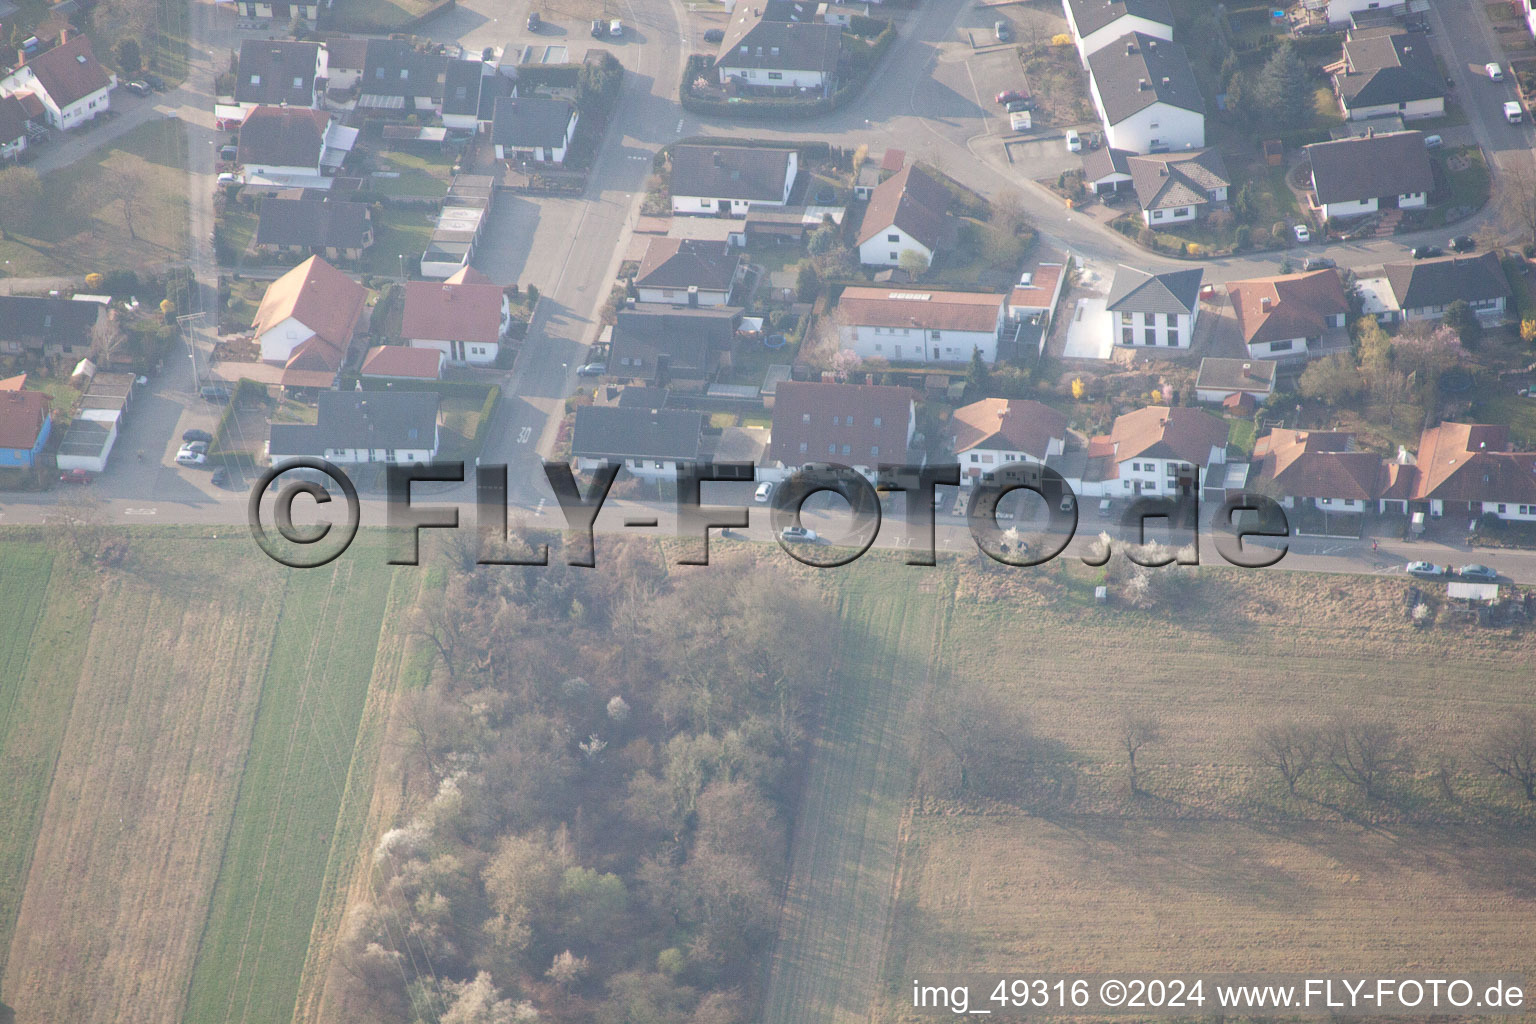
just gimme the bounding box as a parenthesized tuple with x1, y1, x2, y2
(835, 287, 1006, 364)
(766, 380, 917, 482)
(1411, 422, 1536, 521)
(1254, 428, 1384, 515)
(1085, 33, 1204, 153)
(1225, 268, 1349, 362)
(670, 144, 799, 216)
(950, 398, 1068, 486)
(1333, 29, 1444, 121)
(1062, 0, 1173, 59)
(571, 405, 706, 482)
(251, 255, 367, 390)
(607, 303, 743, 386)
(358, 39, 447, 114)
(1106, 265, 1202, 349)
(237, 106, 357, 186)
(1194, 357, 1277, 406)
(1081, 404, 1229, 498)
(714, 2, 843, 94)
(0, 294, 115, 363)
(1304, 129, 1432, 222)
(0, 390, 51, 468)
(633, 238, 743, 306)
(269, 392, 441, 465)
(401, 266, 510, 366)
(233, 39, 326, 113)
(0, 33, 115, 131)
(854, 163, 952, 268)
(1383, 252, 1510, 324)
(255, 197, 373, 261)
(359, 345, 444, 381)
(491, 95, 578, 164)
(1126, 148, 1229, 225)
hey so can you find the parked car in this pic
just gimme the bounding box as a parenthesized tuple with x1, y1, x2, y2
(1406, 561, 1447, 578)
(175, 447, 207, 466)
(1065, 129, 1082, 153)
(703, 27, 724, 42)
(591, 18, 605, 36)
(1005, 98, 1032, 113)
(779, 525, 818, 544)
(1486, 61, 1504, 81)
(182, 428, 213, 443)
(526, 10, 541, 29)
(1293, 224, 1311, 243)
(995, 89, 1026, 105)
(58, 468, 91, 485)
(755, 481, 775, 503)
(1505, 100, 1524, 124)
(1097, 498, 1114, 518)
(1303, 256, 1335, 271)
(1059, 493, 1075, 512)
(1449, 235, 1476, 252)
(609, 18, 623, 35)
(1411, 244, 1443, 259)
(124, 80, 150, 96)
(216, 172, 238, 185)
(144, 73, 165, 90)
(576, 362, 606, 377)
(1422, 133, 1443, 148)
(994, 20, 1011, 41)
(211, 466, 230, 487)
(199, 384, 232, 402)
(1458, 563, 1499, 581)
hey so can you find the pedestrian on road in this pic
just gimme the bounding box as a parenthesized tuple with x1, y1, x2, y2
(1372, 539, 1378, 551)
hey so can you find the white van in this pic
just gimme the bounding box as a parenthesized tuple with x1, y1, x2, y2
(1505, 101, 1524, 124)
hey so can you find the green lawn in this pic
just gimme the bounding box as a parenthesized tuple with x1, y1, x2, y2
(182, 550, 397, 1024)
(331, 0, 444, 32)
(371, 150, 453, 199)
(366, 208, 437, 277)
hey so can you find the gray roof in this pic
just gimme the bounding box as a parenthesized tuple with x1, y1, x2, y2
(255, 197, 371, 250)
(1086, 32, 1203, 124)
(268, 391, 439, 455)
(235, 40, 321, 107)
(491, 96, 575, 149)
(670, 144, 796, 201)
(634, 238, 742, 292)
(1127, 149, 1229, 211)
(1336, 31, 1443, 108)
(715, 2, 842, 75)
(1106, 265, 1202, 314)
(360, 39, 447, 99)
(1195, 357, 1278, 393)
(441, 59, 485, 117)
(1385, 252, 1511, 310)
(609, 303, 743, 381)
(571, 405, 705, 461)
(1082, 145, 1133, 183)
(0, 295, 103, 350)
(1066, 0, 1173, 37)
(1305, 130, 1433, 205)
(237, 107, 328, 169)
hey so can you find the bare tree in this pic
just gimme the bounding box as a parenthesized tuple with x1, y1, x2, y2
(1500, 163, 1536, 249)
(1325, 718, 1411, 801)
(1253, 721, 1321, 794)
(98, 164, 148, 241)
(1478, 710, 1536, 801)
(1119, 712, 1163, 795)
(52, 491, 107, 560)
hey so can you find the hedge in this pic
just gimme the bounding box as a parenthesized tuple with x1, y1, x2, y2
(354, 376, 498, 399)
(209, 378, 268, 458)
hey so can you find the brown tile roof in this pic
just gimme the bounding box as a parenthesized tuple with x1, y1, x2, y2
(1009, 264, 1065, 311)
(837, 286, 1005, 333)
(1126, 148, 1229, 212)
(634, 237, 741, 293)
(1253, 428, 1382, 500)
(361, 344, 443, 379)
(1108, 405, 1228, 466)
(0, 95, 29, 147)
(856, 164, 951, 251)
(401, 276, 504, 345)
(237, 106, 331, 169)
(281, 334, 345, 388)
(1380, 461, 1417, 500)
(1305, 130, 1433, 205)
(1226, 269, 1348, 345)
(25, 35, 112, 109)
(252, 255, 366, 350)
(769, 381, 914, 466)
(0, 390, 50, 449)
(950, 398, 1067, 459)
(1411, 422, 1536, 503)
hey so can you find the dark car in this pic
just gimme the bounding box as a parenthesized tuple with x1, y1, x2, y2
(1411, 245, 1443, 259)
(527, 10, 540, 29)
(1006, 98, 1032, 113)
(124, 80, 150, 96)
(995, 89, 1026, 105)
(1303, 256, 1336, 271)
(1449, 235, 1476, 252)
(576, 362, 606, 377)
(1458, 563, 1499, 582)
(703, 27, 724, 43)
(144, 73, 166, 90)
(199, 384, 232, 402)
(591, 18, 605, 36)
(182, 428, 213, 443)
(211, 466, 230, 488)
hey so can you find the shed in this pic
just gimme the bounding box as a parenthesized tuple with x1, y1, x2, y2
(1448, 581, 1498, 603)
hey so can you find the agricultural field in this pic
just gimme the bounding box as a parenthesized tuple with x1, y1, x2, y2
(0, 533, 409, 1024)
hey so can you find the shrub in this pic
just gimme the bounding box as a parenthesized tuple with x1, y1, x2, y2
(1051, 32, 1073, 46)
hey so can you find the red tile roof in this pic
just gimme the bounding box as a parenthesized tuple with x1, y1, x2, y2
(25, 35, 113, 110)
(361, 344, 443, 379)
(769, 381, 914, 466)
(1411, 422, 1536, 504)
(1226, 269, 1348, 345)
(837, 286, 1004, 333)
(1253, 429, 1382, 500)
(950, 398, 1066, 459)
(401, 275, 505, 345)
(253, 255, 367, 351)
(1009, 263, 1064, 312)
(1108, 405, 1229, 466)
(0, 390, 50, 449)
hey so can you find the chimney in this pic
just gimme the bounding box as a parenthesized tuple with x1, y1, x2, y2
(1241, 362, 1252, 378)
(687, 285, 699, 307)
(15, 49, 22, 67)
(1365, 126, 1374, 138)
(1126, 41, 1136, 55)
(1260, 297, 1271, 312)
(443, 285, 454, 300)
(711, 149, 722, 167)
(59, 26, 68, 44)
(1161, 76, 1170, 86)
(1138, 78, 1148, 91)
(1148, 39, 1156, 50)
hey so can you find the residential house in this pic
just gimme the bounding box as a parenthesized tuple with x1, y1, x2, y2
(714, 2, 843, 93)
(1333, 28, 1444, 121)
(1304, 129, 1432, 221)
(1410, 422, 1536, 521)
(269, 391, 441, 465)
(324, 37, 369, 93)
(491, 95, 578, 164)
(1085, 33, 1204, 153)
(233, 39, 326, 113)
(835, 287, 1006, 364)
(229, 0, 320, 21)
(1383, 252, 1510, 324)
(1320, 0, 1405, 26)
(1106, 265, 1202, 349)
(766, 381, 917, 481)
(0, 389, 51, 468)
(1080, 404, 1229, 497)
(0, 93, 37, 163)
(950, 398, 1068, 486)
(250, 255, 367, 389)
(401, 266, 510, 366)
(237, 105, 357, 186)
(1253, 428, 1384, 515)
(358, 39, 447, 114)
(607, 303, 743, 386)
(0, 294, 115, 363)
(0, 33, 115, 131)
(1127, 148, 1229, 225)
(360, 345, 444, 381)
(571, 405, 706, 482)
(1225, 268, 1349, 361)
(670, 144, 799, 216)
(854, 163, 952, 268)
(1081, 145, 1135, 194)
(441, 58, 492, 132)
(633, 238, 743, 306)
(1008, 263, 1068, 327)
(1062, 0, 1173, 59)
(255, 197, 373, 261)
(1194, 357, 1277, 406)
